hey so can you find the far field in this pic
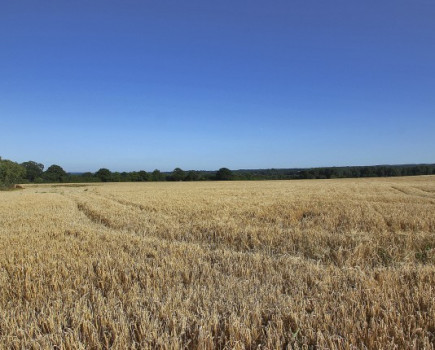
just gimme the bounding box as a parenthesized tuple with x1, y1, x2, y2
(0, 177, 434, 349)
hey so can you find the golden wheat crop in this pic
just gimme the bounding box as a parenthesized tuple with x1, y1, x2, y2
(0, 176, 434, 349)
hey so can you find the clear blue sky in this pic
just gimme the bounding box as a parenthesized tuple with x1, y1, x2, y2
(1, 1, 434, 172)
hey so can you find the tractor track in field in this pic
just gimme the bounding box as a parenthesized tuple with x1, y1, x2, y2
(56, 192, 322, 274)
(390, 186, 435, 204)
(59, 192, 130, 231)
(91, 191, 154, 212)
(75, 201, 115, 229)
(57, 191, 316, 265)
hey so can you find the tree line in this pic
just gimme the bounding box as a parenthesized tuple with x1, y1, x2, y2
(0, 157, 235, 188)
(297, 165, 435, 179)
(1, 156, 434, 189)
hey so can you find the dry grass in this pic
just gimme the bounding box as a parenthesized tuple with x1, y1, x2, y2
(0, 176, 434, 349)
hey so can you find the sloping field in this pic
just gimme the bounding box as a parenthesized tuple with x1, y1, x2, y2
(0, 177, 434, 349)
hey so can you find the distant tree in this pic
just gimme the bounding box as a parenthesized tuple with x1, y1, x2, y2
(120, 172, 129, 182)
(0, 158, 26, 188)
(151, 169, 164, 181)
(138, 170, 149, 181)
(43, 164, 67, 183)
(95, 168, 112, 182)
(72, 172, 95, 183)
(386, 167, 399, 177)
(111, 172, 122, 182)
(171, 168, 186, 181)
(216, 167, 233, 180)
(185, 170, 200, 181)
(128, 171, 140, 182)
(21, 161, 44, 182)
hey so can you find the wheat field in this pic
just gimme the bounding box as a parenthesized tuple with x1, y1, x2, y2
(0, 176, 434, 349)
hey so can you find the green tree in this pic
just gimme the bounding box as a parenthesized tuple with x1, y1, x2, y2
(0, 158, 26, 188)
(151, 169, 164, 181)
(171, 168, 186, 181)
(128, 171, 140, 182)
(216, 167, 233, 180)
(185, 170, 200, 181)
(120, 172, 129, 182)
(95, 168, 112, 182)
(21, 161, 44, 182)
(138, 170, 149, 181)
(43, 164, 67, 183)
(111, 172, 122, 182)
